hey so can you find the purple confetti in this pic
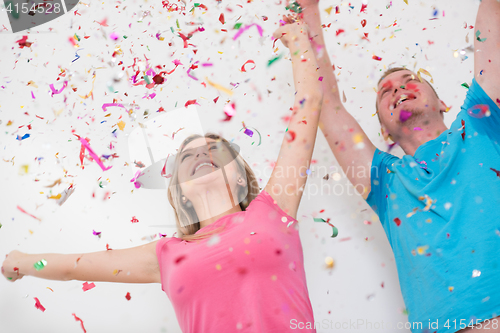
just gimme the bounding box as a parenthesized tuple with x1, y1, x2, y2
(399, 110, 412, 122)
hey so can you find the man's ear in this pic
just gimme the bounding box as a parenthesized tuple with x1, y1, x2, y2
(381, 125, 390, 141)
(440, 100, 450, 113)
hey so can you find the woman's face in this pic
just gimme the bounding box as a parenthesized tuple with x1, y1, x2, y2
(176, 137, 244, 201)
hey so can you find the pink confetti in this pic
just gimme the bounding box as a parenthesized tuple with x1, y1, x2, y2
(79, 138, 112, 171)
(318, 76, 323, 81)
(399, 110, 412, 122)
(109, 32, 119, 40)
(31, 91, 35, 99)
(233, 23, 263, 41)
(49, 81, 68, 96)
(102, 103, 126, 112)
(17, 205, 41, 221)
(414, 127, 423, 131)
(82, 282, 95, 292)
(130, 169, 143, 188)
(34, 297, 46, 312)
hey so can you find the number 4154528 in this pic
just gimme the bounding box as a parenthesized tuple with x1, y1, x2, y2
(4, 2, 62, 15)
(444, 318, 499, 330)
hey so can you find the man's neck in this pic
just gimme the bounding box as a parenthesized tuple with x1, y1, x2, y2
(398, 123, 449, 156)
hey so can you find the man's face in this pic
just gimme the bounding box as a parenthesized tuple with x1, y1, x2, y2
(376, 70, 445, 141)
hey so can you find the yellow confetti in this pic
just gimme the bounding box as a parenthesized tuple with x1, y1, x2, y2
(417, 245, 429, 255)
(27, 80, 38, 88)
(19, 164, 29, 175)
(215, 264, 221, 270)
(448, 286, 454, 292)
(117, 120, 126, 131)
(325, 257, 335, 269)
(205, 77, 234, 96)
(325, 6, 333, 14)
(271, 275, 277, 281)
(403, 0, 408, 4)
(48, 194, 62, 200)
(417, 68, 434, 84)
(46, 287, 54, 292)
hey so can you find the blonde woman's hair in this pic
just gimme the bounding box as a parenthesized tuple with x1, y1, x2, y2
(167, 133, 260, 241)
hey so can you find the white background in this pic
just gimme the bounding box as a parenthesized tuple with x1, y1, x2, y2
(0, 0, 479, 332)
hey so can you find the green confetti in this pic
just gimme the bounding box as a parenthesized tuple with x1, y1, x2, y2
(313, 218, 339, 238)
(233, 22, 243, 30)
(74, 34, 80, 42)
(144, 75, 151, 84)
(7, 277, 12, 280)
(285, 1, 302, 13)
(33, 259, 47, 271)
(176, 19, 180, 29)
(476, 30, 487, 42)
(170, 26, 175, 34)
(461, 82, 470, 89)
(123, 35, 128, 39)
(0, 222, 2, 229)
(267, 54, 283, 67)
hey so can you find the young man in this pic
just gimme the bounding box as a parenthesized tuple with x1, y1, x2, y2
(297, 0, 500, 332)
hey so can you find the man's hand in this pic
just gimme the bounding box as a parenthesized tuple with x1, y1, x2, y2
(1, 250, 26, 282)
(273, 15, 309, 49)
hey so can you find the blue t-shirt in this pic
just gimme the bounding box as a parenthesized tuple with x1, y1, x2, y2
(367, 78, 500, 333)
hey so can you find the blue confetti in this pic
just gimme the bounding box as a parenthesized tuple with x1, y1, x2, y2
(16, 133, 30, 141)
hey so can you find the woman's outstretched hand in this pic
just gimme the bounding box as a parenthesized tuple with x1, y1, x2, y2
(1, 250, 26, 282)
(273, 15, 310, 50)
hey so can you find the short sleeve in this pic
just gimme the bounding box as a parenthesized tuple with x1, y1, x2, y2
(366, 148, 399, 220)
(459, 78, 500, 141)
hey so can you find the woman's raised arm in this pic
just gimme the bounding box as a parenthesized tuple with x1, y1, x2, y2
(264, 19, 323, 219)
(2, 240, 161, 284)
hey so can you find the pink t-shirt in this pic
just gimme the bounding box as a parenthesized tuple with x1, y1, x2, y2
(156, 190, 315, 333)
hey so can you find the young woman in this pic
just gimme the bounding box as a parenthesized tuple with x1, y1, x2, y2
(2, 18, 323, 332)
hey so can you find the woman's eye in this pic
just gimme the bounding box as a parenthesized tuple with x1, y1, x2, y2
(181, 154, 191, 162)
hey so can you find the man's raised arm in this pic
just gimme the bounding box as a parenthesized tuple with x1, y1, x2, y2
(475, 0, 500, 106)
(299, 0, 376, 199)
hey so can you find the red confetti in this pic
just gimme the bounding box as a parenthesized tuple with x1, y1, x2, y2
(335, 29, 345, 36)
(106, 244, 113, 251)
(34, 297, 45, 312)
(175, 255, 186, 264)
(72, 313, 87, 333)
(372, 55, 382, 61)
(285, 130, 296, 142)
(394, 218, 401, 226)
(461, 119, 466, 141)
(360, 3, 368, 13)
(125, 292, 131, 301)
(219, 13, 225, 24)
(185, 99, 198, 107)
(82, 282, 95, 292)
(131, 216, 139, 223)
(240, 60, 256, 72)
(491, 168, 500, 178)
(16, 36, 32, 48)
(496, 98, 500, 105)
(213, 96, 219, 104)
(361, 19, 367, 27)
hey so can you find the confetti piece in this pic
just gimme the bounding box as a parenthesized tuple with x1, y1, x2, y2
(16, 133, 30, 141)
(360, 3, 368, 13)
(33, 259, 47, 271)
(490, 168, 500, 178)
(461, 119, 466, 141)
(393, 217, 401, 226)
(79, 138, 112, 171)
(313, 218, 338, 238)
(240, 60, 256, 72)
(403, 0, 408, 4)
(17, 205, 41, 221)
(285, 130, 296, 142)
(239, 125, 262, 146)
(72, 313, 87, 333)
(233, 23, 263, 41)
(476, 30, 487, 42)
(82, 282, 95, 292)
(472, 270, 481, 278)
(222, 103, 236, 121)
(49, 81, 68, 96)
(267, 54, 283, 67)
(34, 297, 46, 312)
(417, 245, 429, 255)
(56, 184, 75, 206)
(417, 68, 434, 84)
(93, 230, 101, 236)
(361, 19, 367, 27)
(399, 110, 412, 122)
(16, 36, 32, 48)
(125, 292, 131, 300)
(325, 6, 333, 14)
(325, 257, 335, 269)
(131, 216, 139, 223)
(285, 1, 302, 13)
(130, 169, 143, 188)
(72, 49, 83, 63)
(372, 55, 382, 61)
(206, 78, 234, 96)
